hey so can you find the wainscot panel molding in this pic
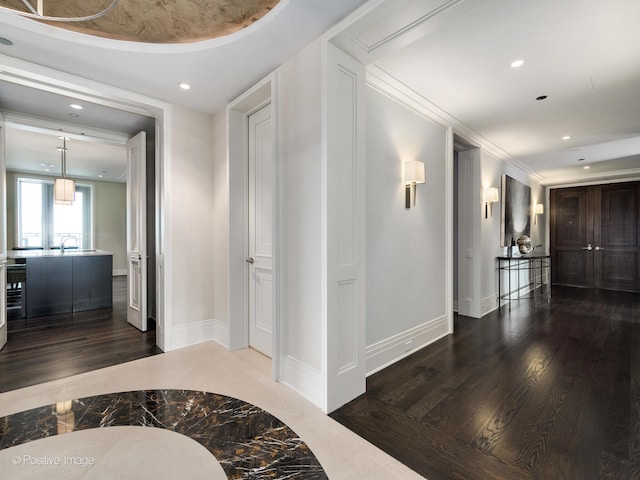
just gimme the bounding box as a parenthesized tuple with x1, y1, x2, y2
(280, 355, 323, 408)
(324, 42, 366, 413)
(331, 0, 491, 65)
(365, 315, 449, 376)
(169, 319, 216, 351)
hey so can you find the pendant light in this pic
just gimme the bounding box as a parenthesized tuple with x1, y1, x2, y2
(54, 138, 75, 205)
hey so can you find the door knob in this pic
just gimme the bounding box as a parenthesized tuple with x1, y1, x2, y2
(595, 246, 604, 251)
(582, 244, 593, 251)
(246, 257, 254, 264)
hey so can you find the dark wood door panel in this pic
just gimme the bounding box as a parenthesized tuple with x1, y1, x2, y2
(550, 187, 593, 287)
(596, 250, 639, 291)
(553, 249, 591, 287)
(595, 183, 639, 248)
(594, 182, 640, 292)
(551, 181, 639, 292)
(552, 187, 592, 248)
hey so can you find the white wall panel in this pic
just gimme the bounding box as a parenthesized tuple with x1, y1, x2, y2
(168, 105, 216, 341)
(325, 43, 366, 413)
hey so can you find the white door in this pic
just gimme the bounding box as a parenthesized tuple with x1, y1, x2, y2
(0, 113, 7, 350)
(456, 148, 481, 318)
(126, 131, 147, 331)
(248, 104, 273, 357)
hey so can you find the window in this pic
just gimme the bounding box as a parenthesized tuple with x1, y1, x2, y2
(16, 178, 92, 249)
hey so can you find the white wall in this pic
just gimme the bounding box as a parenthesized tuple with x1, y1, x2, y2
(166, 105, 216, 350)
(211, 108, 230, 347)
(365, 87, 449, 374)
(277, 38, 325, 402)
(94, 180, 127, 275)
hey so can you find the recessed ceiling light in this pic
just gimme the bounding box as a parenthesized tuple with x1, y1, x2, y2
(562, 135, 572, 140)
(178, 82, 191, 90)
(0, 37, 13, 46)
(510, 59, 524, 68)
(578, 158, 585, 162)
(536, 95, 548, 101)
(584, 166, 591, 170)
(69, 113, 80, 118)
(70, 104, 83, 110)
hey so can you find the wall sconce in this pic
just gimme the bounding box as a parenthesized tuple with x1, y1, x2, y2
(403, 161, 425, 208)
(534, 203, 544, 224)
(484, 187, 499, 218)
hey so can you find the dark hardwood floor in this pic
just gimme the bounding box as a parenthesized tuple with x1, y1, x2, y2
(0, 276, 161, 393)
(331, 287, 640, 480)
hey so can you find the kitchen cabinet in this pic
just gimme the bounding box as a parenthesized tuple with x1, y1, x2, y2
(10, 250, 113, 318)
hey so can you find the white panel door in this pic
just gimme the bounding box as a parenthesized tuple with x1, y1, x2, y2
(456, 148, 481, 318)
(126, 131, 147, 331)
(248, 104, 273, 357)
(0, 113, 6, 351)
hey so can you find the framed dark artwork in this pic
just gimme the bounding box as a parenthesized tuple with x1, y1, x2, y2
(500, 175, 531, 246)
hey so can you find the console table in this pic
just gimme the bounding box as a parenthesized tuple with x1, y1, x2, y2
(497, 254, 551, 310)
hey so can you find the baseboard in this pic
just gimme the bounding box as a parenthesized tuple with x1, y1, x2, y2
(169, 319, 216, 351)
(211, 319, 229, 350)
(366, 315, 450, 376)
(481, 295, 499, 316)
(453, 300, 459, 312)
(279, 355, 323, 409)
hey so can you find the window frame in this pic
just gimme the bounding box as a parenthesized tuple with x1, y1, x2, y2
(15, 176, 94, 250)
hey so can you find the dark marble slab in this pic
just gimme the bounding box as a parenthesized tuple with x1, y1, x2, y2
(0, 389, 328, 479)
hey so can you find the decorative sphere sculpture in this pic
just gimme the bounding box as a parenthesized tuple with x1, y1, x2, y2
(517, 235, 533, 254)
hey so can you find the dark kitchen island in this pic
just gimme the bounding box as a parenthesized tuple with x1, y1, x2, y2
(8, 249, 113, 318)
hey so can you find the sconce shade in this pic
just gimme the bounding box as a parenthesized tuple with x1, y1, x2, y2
(403, 161, 425, 185)
(54, 178, 75, 205)
(486, 187, 500, 203)
(535, 203, 544, 215)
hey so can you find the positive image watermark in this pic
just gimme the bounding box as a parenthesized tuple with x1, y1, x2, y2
(12, 454, 96, 469)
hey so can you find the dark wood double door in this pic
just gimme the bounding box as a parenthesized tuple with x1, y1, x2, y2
(550, 181, 640, 292)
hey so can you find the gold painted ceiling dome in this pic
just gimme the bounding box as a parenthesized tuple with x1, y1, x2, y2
(0, 0, 280, 43)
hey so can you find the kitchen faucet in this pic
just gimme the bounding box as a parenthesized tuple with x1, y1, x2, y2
(60, 236, 78, 253)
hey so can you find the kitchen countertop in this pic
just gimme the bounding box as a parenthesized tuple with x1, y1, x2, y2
(8, 249, 113, 259)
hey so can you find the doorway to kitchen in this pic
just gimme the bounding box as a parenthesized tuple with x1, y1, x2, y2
(0, 75, 164, 389)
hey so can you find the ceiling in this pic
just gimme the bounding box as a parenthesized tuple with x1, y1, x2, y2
(0, 0, 280, 43)
(1, 0, 639, 186)
(333, 0, 640, 186)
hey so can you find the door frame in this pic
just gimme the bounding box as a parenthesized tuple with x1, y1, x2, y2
(0, 112, 7, 351)
(0, 54, 171, 351)
(227, 73, 281, 380)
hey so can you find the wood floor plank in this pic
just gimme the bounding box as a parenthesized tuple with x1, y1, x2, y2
(0, 276, 161, 393)
(331, 286, 640, 480)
